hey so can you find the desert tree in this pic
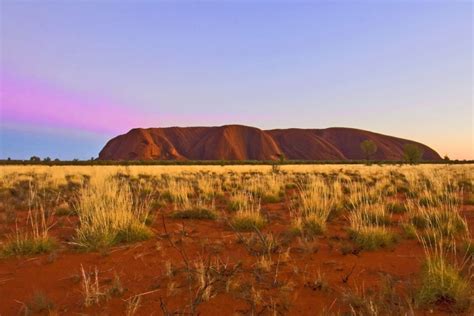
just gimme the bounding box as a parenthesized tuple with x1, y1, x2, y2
(278, 153, 286, 164)
(403, 144, 423, 164)
(360, 140, 377, 163)
(30, 156, 41, 162)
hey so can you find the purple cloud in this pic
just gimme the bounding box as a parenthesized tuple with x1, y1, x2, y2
(0, 71, 265, 136)
(0, 71, 162, 135)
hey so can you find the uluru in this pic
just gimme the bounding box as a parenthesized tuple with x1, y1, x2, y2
(98, 125, 442, 161)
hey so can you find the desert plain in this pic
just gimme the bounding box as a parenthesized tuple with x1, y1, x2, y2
(0, 164, 472, 315)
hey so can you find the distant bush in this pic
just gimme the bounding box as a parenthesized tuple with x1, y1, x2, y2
(403, 144, 423, 164)
(360, 140, 377, 162)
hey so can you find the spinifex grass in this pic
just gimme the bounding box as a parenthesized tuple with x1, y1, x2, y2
(416, 234, 472, 312)
(197, 174, 222, 200)
(231, 194, 265, 231)
(74, 176, 152, 250)
(171, 196, 217, 220)
(348, 204, 397, 250)
(408, 201, 467, 239)
(346, 181, 380, 210)
(291, 177, 340, 236)
(229, 190, 249, 211)
(164, 178, 194, 204)
(1, 182, 56, 256)
(261, 174, 284, 202)
(385, 201, 407, 214)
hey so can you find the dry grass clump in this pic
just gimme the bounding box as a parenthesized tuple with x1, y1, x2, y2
(74, 176, 152, 250)
(1, 228, 56, 257)
(291, 177, 342, 236)
(196, 174, 223, 200)
(385, 201, 407, 214)
(21, 291, 56, 314)
(170, 179, 218, 220)
(164, 177, 194, 204)
(228, 190, 249, 211)
(240, 173, 284, 203)
(1, 182, 56, 256)
(231, 194, 265, 231)
(261, 174, 285, 202)
(408, 202, 467, 240)
(81, 265, 106, 307)
(171, 197, 217, 220)
(416, 234, 472, 312)
(346, 181, 380, 210)
(348, 204, 397, 250)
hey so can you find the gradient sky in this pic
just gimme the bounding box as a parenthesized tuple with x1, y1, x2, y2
(1, 1, 472, 160)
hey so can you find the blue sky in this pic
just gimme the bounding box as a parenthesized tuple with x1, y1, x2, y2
(1, 1, 472, 159)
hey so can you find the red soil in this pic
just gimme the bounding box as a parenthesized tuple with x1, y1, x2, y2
(98, 125, 442, 161)
(0, 196, 471, 315)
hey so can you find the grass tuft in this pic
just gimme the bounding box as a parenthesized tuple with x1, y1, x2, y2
(74, 176, 152, 250)
(1, 234, 56, 257)
(349, 227, 397, 250)
(416, 234, 472, 312)
(231, 195, 265, 231)
(386, 202, 407, 214)
(171, 208, 217, 220)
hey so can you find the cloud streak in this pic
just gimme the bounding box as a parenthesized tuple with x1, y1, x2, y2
(1, 71, 161, 135)
(1, 70, 264, 138)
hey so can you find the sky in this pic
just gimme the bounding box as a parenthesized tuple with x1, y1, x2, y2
(0, 1, 472, 160)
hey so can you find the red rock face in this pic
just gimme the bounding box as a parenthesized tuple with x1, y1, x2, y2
(98, 125, 441, 161)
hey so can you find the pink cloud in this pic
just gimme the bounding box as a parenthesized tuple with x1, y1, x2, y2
(0, 71, 161, 135)
(0, 70, 267, 136)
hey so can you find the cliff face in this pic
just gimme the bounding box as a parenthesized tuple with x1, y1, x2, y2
(98, 125, 441, 161)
